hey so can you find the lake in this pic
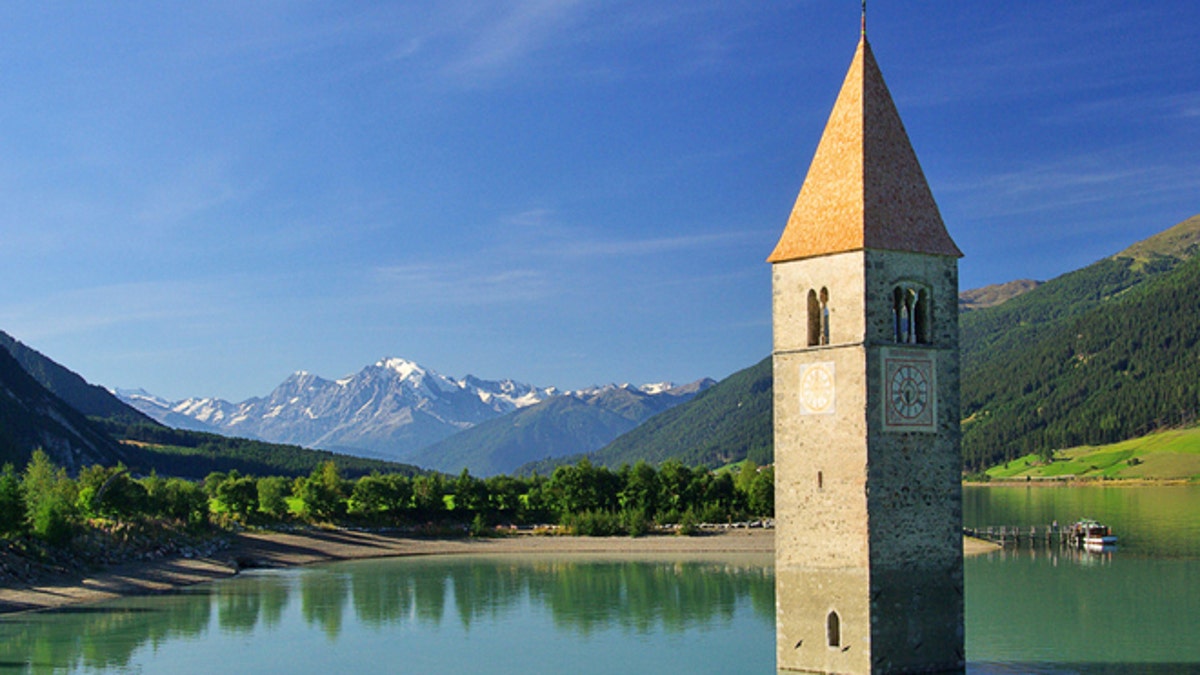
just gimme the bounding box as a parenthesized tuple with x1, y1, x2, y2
(1, 485, 1198, 674)
(962, 485, 1200, 673)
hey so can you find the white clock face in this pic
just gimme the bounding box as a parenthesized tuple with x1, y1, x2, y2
(799, 362, 835, 415)
(882, 350, 936, 431)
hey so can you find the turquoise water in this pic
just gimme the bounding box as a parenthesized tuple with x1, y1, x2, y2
(0, 555, 776, 674)
(1, 486, 1198, 673)
(964, 485, 1200, 673)
(963, 484, 1200, 558)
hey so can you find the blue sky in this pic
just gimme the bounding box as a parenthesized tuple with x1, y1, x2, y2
(1, 2, 1197, 401)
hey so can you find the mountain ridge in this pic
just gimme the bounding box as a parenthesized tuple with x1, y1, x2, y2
(958, 279, 1042, 311)
(516, 358, 770, 475)
(0, 332, 425, 479)
(119, 357, 705, 468)
(411, 378, 714, 476)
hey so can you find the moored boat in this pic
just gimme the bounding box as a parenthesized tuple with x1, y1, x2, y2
(1069, 518, 1117, 550)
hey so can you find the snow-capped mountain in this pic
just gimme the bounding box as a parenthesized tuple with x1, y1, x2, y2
(119, 357, 693, 464)
(115, 388, 225, 434)
(409, 377, 716, 476)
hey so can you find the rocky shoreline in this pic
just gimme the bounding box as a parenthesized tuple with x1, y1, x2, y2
(0, 521, 228, 591)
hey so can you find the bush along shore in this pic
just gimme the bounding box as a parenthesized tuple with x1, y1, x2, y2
(1, 450, 776, 592)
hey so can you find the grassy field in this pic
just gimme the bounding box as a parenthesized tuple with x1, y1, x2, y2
(983, 426, 1200, 482)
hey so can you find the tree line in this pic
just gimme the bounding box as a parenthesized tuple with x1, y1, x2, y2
(1, 451, 775, 546)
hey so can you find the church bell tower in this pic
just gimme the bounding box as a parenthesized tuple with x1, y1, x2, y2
(769, 26, 965, 675)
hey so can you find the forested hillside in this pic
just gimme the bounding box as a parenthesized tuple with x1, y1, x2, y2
(111, 423, 423, 480)
(961, 251, 1200, 469)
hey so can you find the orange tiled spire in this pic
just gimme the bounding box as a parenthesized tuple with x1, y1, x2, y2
(767, 37, 962, 263)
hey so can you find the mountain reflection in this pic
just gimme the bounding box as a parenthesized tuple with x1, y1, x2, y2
(0, 554, 773, 670)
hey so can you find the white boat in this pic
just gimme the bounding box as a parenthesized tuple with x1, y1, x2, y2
(1070, 519, 1117, 550)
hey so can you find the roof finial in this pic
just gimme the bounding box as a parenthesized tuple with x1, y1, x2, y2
(861, 0, 867, 38)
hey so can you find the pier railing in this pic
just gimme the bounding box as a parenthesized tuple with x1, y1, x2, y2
(962, 525, 1076, 548)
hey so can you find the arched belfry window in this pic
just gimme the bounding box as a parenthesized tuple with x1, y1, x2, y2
(915, 288, 930, 343)
(892, 283, 931, 344)
(826, 610, 841, 648)
(807, 287, 831, 347)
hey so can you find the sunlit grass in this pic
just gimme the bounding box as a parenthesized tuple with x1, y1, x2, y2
(982, 426, 1200, 482)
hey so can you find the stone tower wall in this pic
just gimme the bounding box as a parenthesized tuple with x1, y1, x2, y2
(863, 250, 963, 672)
(774, 251, 873, 674)
(774, 249, 963, 674)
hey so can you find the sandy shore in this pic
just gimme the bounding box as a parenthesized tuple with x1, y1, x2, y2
(0, 529, 997, 615)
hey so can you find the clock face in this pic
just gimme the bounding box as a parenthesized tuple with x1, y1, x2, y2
(799, 362, 835, 415)
(882, 350, 936, 431)
(889, 365, 929, 419)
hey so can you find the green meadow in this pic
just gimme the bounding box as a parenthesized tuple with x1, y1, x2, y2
(983, 426, 1200, 482)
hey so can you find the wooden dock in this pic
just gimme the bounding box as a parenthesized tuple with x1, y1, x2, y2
(962, 524, 1076, 548)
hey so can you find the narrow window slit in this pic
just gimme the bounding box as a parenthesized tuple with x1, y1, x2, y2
(827, 611, 841, 648)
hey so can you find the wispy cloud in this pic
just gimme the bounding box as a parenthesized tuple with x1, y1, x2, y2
(941, 149, 1198, 221)
(0, 279, 225, 343)
(134, 154, 251, 227)
(498, 207, 767, 258)
(369, 262, 550, 307)
(365, 204, 767, 310)
(397, 1, 753, 89)
(440, 0, 588, 79)
(1039, 91, 1200, 126)
(548, 231, 761, 258)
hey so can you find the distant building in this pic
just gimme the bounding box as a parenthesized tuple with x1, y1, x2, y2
(769, 24, 965, 675)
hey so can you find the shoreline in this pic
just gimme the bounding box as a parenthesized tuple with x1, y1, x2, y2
(966, 478, 1197, 487)
(0, 529, 997, 616)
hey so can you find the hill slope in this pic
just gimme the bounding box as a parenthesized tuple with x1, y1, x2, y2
(958, 279, 1041, 311)
(961, 214, 1200, 374)
(982, 426, 1200, 482)
(961, 248, 1200, 469)
(0, 330, 152, 426)
(0, 346, 131, 470)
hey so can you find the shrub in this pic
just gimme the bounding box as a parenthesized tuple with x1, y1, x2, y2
(564, 509, 623, 536)
(677, 509, 699, 537)
(469, 512, 491, 537)
(215, 475, 259, 519)
(621, 508, 650, 538)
